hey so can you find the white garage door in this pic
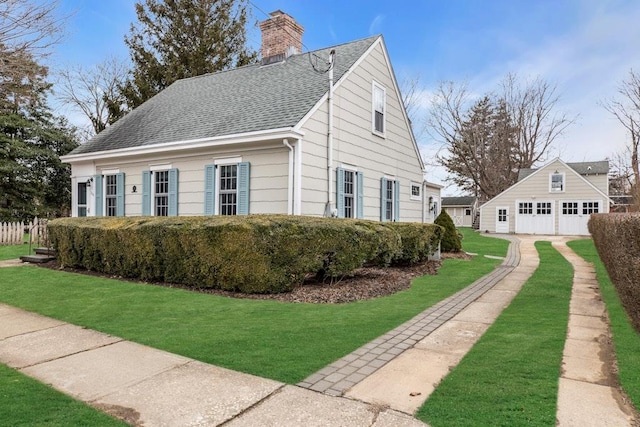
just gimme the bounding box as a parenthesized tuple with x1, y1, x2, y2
(558, 201, 600, 235)
(516, 201, 554, 234)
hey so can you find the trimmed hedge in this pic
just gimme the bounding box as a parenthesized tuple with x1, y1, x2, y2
(588, 213, 640, 332)
(49, 216, 442, 294)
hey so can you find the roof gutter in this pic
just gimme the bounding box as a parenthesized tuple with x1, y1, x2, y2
(61, 127, 306, 164)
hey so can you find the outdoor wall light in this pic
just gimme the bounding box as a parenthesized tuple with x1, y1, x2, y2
(132, 185, 137, 193)
(86, 177, 93, 187)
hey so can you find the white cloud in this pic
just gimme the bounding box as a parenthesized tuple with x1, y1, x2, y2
(368, 14, 384, 35)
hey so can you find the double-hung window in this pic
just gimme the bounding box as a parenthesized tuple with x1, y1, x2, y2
(204, 161, 250, 216)
(550, 172, 565, 192)
(380, 177, 400, 222)
(336, 167, 363, 218)
(372, 81, 386, 135)
(93, 172, 125, 217)
(105, 175, 118, 217)
(219, 164, 238, 216)
(142, 168, 178, 216)
(154, 170, 169, 216)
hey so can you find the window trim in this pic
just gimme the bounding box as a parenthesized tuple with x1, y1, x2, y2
(205, 159, 250, 216)
(549, 172, 565, 193)
(372, 81, 386, 137)
(337, 164, 363, 219)
(380, 176, 400, 222)
(153, 170, 170, 217)
(214, 157, 242, 216)
(105, 174, 118, 217)
(143, 165, 177, 216)
(410, 182, 421, 201)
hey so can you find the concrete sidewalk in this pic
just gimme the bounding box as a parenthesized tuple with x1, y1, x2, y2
(0, 303, 422, 426)
(0, 234, 636, 426)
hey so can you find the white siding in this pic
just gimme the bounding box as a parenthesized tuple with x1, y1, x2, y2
(74, 145, 289, 217)
(480, 159, 609, 234)
(300, 40, 425, 222)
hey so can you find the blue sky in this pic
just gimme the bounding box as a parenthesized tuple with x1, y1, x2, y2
(51, 0, 640, 195)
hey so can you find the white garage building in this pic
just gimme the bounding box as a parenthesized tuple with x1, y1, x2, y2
(479, 158, 610, 236)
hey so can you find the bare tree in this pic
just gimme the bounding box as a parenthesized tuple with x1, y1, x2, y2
(0, 0, 66, 110)
(602, 69, 640, 207)
(0, 0, 64, 55)
(427, 75, 571, 201)
(56, 57, 128, 136)
(499, 73, 572, 168)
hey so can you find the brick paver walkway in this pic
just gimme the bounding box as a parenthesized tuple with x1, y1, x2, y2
(298, 236, 520, 396)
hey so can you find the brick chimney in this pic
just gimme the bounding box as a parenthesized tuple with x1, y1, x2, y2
(259, 10, 304, 64)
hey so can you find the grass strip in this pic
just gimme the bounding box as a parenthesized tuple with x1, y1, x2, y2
(0, 363, 126, 426)
(417, 241, 573, 426)
(567, 238, 640, 412)
(0, 230, 507, 384)
(0, 244, 31, 261)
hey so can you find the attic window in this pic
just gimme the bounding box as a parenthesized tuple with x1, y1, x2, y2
(550, 172, 565, 192)
(372, 81, 386, 136)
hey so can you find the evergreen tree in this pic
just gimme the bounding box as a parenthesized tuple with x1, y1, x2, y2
(121, 0, 257, 110)
(0, 46, 78, 221)
(434, 210, 462, 253)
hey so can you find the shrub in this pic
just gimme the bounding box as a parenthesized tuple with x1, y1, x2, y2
(383, 222, 443, 265)
(588, 213, 640, 332)
(434, 210, 461, 252)
(49, 216, 440, 294)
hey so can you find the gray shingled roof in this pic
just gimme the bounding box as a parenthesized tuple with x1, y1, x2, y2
(517, 160, 610, 181)
(442, 196, 477, 206)
(69, 36, 379, 155)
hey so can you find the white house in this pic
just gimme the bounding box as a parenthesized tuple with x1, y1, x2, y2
(61, 11, 434, 223)
(479, 158, 610, 235)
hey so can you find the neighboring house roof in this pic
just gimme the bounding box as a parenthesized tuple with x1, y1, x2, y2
(68, 36, 379, 156)
(442, 196, 477, 207)
(517, 160, 609, 181)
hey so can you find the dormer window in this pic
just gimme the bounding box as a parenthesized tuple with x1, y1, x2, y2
(550, 172, 564, 192)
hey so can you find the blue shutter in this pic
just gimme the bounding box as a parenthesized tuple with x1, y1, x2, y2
(356, 172, 364, 219)
(168, 168, 179, 216)
(394, 180, 400, 222)
(336, 167, 345, 218)
(94, 174, 103, 217)
(380, 177, 388, 222)
(204, 164, 215, 215)
(238, 162, 250, 215)
(116, 172, 125, 217)
(142, 171, 151, 216)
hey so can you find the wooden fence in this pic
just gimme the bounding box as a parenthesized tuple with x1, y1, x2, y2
(0, 217, 49, 246)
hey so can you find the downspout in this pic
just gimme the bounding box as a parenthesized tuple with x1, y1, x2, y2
(294, 138, 302, 215)
(422, 182, 426, 224)
(325, 49, 336, 217)
(283, 139, 294, 215)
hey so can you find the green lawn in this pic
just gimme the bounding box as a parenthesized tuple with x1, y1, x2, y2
(0, 363, 126, 426)
(417, 241, 573, 426)
(0, 230, 509, 384)
(568, 239, 640, 412)
(0, 244, 32, 261)
(458, 227, 510, 256)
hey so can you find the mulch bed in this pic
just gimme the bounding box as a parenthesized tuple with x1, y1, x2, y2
(39, 253, 471, 304)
